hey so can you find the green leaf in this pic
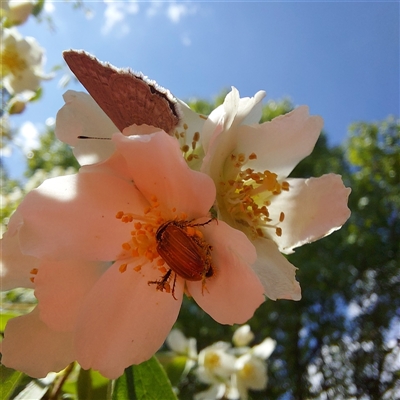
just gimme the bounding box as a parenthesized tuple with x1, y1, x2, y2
(76, 368, 109, 400)
(113, 357, 177, 400)
(157, 353, 189, 387)
(0, 312, 19, 332)
(31, 0, 45, 17)
(0, 365, 24, 400)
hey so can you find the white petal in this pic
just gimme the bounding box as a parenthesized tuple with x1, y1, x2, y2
(269, 174, 351, 253)
(252, 239, 301, 301)
(55, 91, 119, 165)
(252, 338, 276, 359)
(236, 106, 323, 178)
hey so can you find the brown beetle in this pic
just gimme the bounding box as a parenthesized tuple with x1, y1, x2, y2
(148, 219, 214, 299)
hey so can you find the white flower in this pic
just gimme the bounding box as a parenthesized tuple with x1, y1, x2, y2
(234, 337, 276, 400)
(166, 329, 197, 374)
(196, 342, 237, 384)
(235, 354, 267, 399)
(8, 0, 34, 25)
(0, 28, 48, 95)
(199, 88, 351, 301)
(232, 325, 255, 348)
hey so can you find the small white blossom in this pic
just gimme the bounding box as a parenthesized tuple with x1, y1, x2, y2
(8, 0, 35, 25)
(0, 28, 48, 95)
(232, 325, 254, 348)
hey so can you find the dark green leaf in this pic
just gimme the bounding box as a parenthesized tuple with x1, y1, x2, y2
(113, 357, 177, 400)
(0, 365, 24, 400)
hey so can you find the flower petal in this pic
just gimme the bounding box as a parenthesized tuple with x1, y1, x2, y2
(236, 106, 323, 178)
(113, 131, 216, 219)
(252, 337, 276, 359)
(75, 260, 183, 379)
(1, 211, 36, 290)
(35, 259, 108, 332)
(187, 221, 265, 325)
(17, 172, 147, 261)
(0, 308, 75, 378)
(201, 88, 265, 156)
(55, 91, 119, 165)
(252, 238, 301, 301)
(269, 174, 351, 254)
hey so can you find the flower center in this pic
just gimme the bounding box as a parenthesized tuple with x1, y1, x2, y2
(173, 116, 207, 166)
(116, 196, 213, 299)
(204, 352, 221, 370)
(220, 151, 289, 238)
(1, 45, 27, 77)
(238, 361, 256, 380)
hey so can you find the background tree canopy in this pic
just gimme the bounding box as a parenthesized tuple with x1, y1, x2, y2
(1, 97, 399, 400)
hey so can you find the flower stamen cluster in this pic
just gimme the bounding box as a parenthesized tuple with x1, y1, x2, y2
(1, 45, 27, 75)
(174, 121, 206, 164)
(220, 151, 289, 239)
(115, 195, 214, 299)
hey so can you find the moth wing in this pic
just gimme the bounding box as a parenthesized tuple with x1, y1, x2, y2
(63, 50, 180, 134)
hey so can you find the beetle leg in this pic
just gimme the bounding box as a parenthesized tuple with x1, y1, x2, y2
(171, 272, 178, 300)
(148, 269, 175, 296)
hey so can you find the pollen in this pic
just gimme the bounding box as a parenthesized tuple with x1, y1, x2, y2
(122, 242, 131, 251)
(249, 152, 257, 160)
(174, 121, 203, 163)
(119, 263, 128, 273)
(1, 46, 28, 76)
(220, 151, 289, 239)
(29, 267, 39, 283)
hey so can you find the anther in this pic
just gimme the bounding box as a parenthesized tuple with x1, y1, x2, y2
(119, 263, 128, 273)
(249, 152, 257, 160)
(122, 243, 131, 251)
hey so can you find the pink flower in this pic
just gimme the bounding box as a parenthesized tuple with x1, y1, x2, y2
(199, 88, 351, 301)
(0, 131, 265, 379)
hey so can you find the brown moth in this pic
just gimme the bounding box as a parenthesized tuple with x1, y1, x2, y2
(63, 50, 180, 134)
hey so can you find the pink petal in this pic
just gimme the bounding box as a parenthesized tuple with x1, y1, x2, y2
(75, 260, 183, 379)
(1, 211, 36, 290)
(55, 91, 119, 165)
(269, 174, 351, 254)
(236, 106, 323, 178)
(187, 221, 265, 325)
(0, 308, 75, 378)
(252, 239, 301, 301)
(35, 259, 108, 332)
(113, 132, 216, 219)
(17, 172, 147, 261)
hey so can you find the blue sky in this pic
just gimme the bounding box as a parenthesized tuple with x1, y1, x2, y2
(5, 0, 399, 179)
